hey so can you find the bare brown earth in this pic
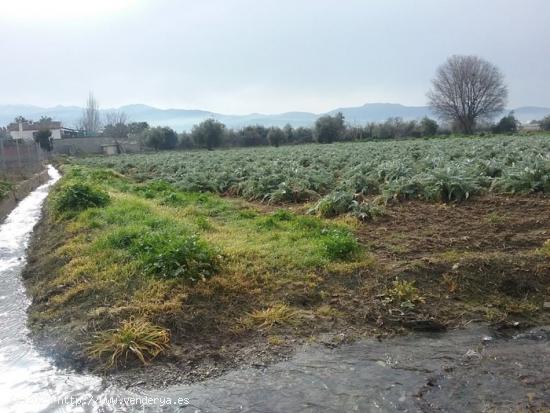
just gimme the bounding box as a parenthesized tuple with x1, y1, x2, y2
(23, 194, 550, 387)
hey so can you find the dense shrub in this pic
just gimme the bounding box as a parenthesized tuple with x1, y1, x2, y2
(420, 117, 439, 136)
(492, 113, 519, 134)
(267, 127, 286, 147)
(143, 127, 178, 150)
(52, 182, 110, 215)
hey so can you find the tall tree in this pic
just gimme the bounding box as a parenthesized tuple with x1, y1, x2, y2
(143, 127, 178, 150)
(78, 92, 101, 136)
(314, 112, 345, 143)
(427, 55, 507, 134)
(191, 118, 225, 150)
(267, 127, 285, 147)
(34, 129, 53, 151)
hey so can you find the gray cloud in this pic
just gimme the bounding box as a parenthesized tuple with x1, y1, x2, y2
(0, 0, 548, 113)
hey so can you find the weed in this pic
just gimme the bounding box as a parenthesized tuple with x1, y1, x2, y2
(486, 212, 505, 224)
(315, 305, 343, 319)
(320, 228, 358, 260)
(87, 319, 170, 369)
(267, 335, 285, 345)
(387, 279, 425, 308)
(52, 182, 110, 215)
(246, 304, 299, 330)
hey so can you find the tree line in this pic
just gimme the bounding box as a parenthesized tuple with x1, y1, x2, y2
(115, 109, 542, 151)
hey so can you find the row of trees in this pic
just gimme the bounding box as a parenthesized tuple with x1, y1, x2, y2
(138, 114, 438, 151)
(5, 108, 545, 154)
(127, 109, 542, 152)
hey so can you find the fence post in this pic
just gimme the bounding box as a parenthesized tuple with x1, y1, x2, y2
(0, 139, 5, 173)
(15, 138, 22, 170)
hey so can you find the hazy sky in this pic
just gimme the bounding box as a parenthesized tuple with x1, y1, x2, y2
(0, 0, 549, 114)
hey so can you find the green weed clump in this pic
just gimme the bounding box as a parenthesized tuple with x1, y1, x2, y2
(52, 182, 110, 215)
(87, 319, 170, 369)
(320, 228, 358, 260)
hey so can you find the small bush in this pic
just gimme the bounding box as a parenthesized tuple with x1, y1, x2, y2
(52, 182, 110, 215)
(320, 228, 358, 260)
(87, 319, 170, 369)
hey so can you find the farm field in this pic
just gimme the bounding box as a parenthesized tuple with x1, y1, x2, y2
(23, 136, 550, 385)
(78, 135, 550, 205)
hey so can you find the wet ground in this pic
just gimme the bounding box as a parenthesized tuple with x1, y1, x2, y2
(100, 325, 548, 413)
(0, 167, 549, 412)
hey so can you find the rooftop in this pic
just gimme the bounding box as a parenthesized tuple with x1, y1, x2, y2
(7, 120, 62, 132)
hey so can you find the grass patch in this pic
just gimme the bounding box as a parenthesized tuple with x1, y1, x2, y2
(27, 164, 369, 370)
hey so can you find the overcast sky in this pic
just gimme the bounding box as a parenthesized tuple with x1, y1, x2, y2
(0, 0, 549, 114)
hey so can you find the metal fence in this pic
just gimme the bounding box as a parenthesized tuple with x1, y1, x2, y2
(0, 139, 45, 179)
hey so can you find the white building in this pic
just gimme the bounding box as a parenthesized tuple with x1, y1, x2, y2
(7, 120, 76, 140)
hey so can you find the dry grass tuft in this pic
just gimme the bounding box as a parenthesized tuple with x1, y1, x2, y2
(87, 319, 170, 369)
(246, 304, 300, 330)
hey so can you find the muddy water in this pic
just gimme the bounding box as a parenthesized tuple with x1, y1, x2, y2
(0, 166, 549, 412)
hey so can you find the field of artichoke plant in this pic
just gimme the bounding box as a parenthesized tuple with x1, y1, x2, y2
(79, 135, 550, 214)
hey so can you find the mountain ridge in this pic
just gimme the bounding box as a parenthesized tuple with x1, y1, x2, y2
(1, 103, 548, 132)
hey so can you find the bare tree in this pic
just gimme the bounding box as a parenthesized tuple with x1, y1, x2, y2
(104, 111, 128, 126)
(78, 92, 101, 135)
(103, 111, 130, 139)
(427, 55, 508, 134)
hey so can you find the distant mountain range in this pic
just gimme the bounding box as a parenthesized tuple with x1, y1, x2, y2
(1, 103, 548, 132)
